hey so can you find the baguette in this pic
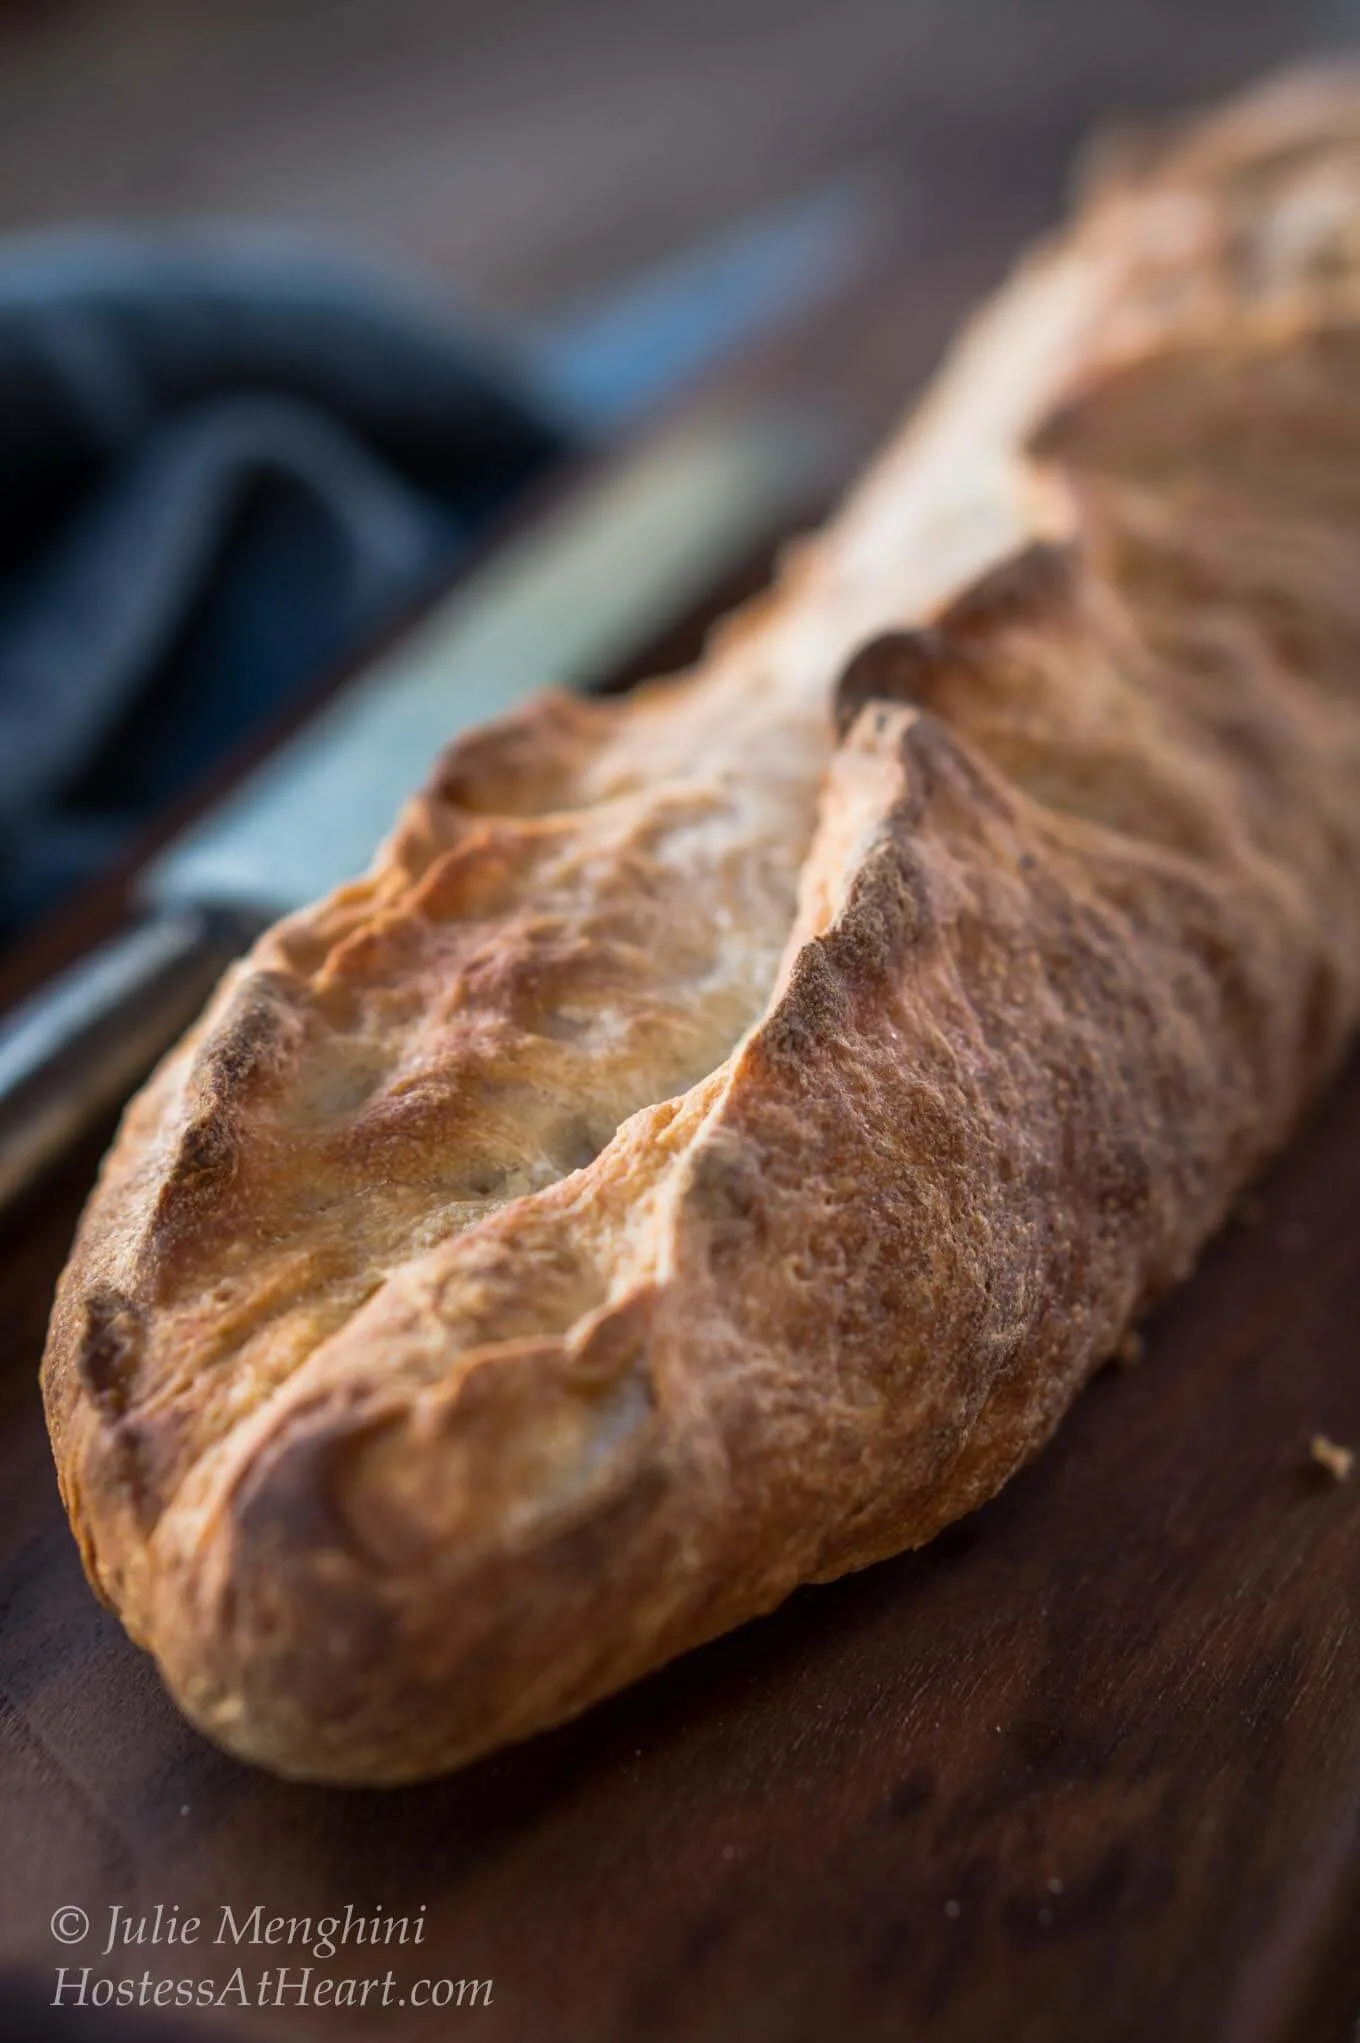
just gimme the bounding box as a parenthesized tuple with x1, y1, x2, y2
(43, 69, 1360, 1782)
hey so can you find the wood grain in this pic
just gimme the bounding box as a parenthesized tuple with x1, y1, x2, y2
(3, 1041, 1360, 2041)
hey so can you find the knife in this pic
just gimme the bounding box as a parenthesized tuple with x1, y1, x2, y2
(0, 404, 844, 1212)
(0, 180, 880, 1213)
(527, 176, 880, 434)
(0, 182, 882, 1213)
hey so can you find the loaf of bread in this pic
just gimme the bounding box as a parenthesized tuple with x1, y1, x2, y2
(43, 70, 1360, 1782)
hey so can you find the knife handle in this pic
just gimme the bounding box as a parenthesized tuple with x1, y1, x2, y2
(0, 906, 264, 1213)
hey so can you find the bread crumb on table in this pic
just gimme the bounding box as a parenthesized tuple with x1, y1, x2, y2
(1309, 1433, 1354, 1483)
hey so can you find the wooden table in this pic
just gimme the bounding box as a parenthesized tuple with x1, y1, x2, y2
(4, 28, 1360, 2040)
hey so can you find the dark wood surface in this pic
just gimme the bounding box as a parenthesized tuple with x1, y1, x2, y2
(4, 5, 1360, 2039)
(0, 0, 1348, 317)
(5, 1049, 1360, 2043)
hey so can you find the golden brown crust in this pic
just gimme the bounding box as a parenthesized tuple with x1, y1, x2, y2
(43, 67, 1360, 1779)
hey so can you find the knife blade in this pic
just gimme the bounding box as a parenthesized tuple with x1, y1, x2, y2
(527, 176, 883, 435)
(0, 408, 843, 1209)
(145, 411, 838, 918)
(0, 163, 885, 1212)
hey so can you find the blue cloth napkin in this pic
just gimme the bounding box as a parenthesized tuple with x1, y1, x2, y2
(0, 229, 574, 934)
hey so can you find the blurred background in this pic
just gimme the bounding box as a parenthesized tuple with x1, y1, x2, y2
(0, 0, 1355, 315)
(0, 0, 1355, 957)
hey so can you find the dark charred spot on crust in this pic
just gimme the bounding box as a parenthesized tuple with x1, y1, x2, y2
(149, 984, 299, 1241)
(76, 1287, 145, 1420)
(827, 841, 934, 984)
(75, 1291, 162, 1531)
(205, 979, 293, 1093)
(147, 1111, 243, 1279)
(835, 628, 953, 740)
(762, 938, 852, 1067)
(169, 1114, 239, 1200)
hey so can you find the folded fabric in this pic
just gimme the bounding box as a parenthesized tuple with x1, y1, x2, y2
(0, 229, 574, 934)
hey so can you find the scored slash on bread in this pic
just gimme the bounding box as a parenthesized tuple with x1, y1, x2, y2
(43, 68, 1360, 1781)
